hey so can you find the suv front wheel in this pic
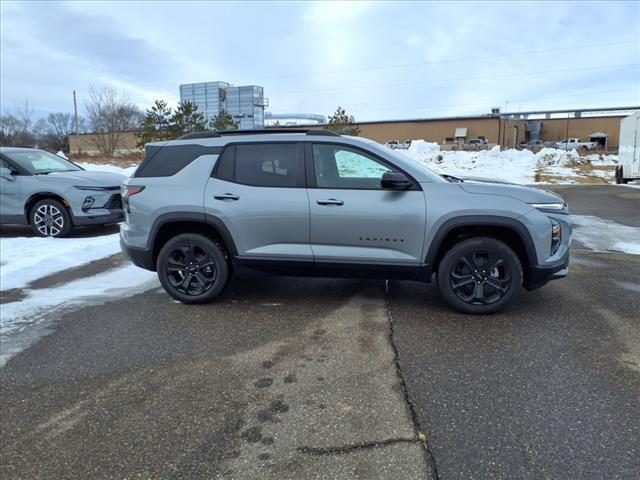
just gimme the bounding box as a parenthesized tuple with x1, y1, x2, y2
(437, 237, 523, 314)
(157, 233, 229, 304)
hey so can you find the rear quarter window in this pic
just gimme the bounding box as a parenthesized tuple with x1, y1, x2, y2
(134, 144, 221, 178)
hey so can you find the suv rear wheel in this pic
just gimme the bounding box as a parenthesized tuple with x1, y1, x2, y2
(157, 233, 229, 304)
(437, 237, 523, 314)
(30, 199, 72, 237)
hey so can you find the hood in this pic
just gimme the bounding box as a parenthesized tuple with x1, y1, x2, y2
(43, 170, 126, 187)
(458, 182, 563, 204)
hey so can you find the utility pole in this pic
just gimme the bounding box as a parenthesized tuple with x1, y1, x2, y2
(73, 90, 80, 155)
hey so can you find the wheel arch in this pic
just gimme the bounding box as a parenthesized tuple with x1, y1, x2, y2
(426, 216, 537, 282)
(25, 192, 72, 224)
(150, 212, 238, 268)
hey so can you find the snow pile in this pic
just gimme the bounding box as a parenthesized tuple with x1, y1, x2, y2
(402, 140, 618, 184)
(0, 234, 122, 291)
(78, 162, 137, 176)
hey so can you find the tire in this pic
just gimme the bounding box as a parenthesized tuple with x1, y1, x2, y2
(156, 233, 229, 304)
(437, 237, 523, 314)
(615, 166, 622, 184)
(30, 198, 72, 237)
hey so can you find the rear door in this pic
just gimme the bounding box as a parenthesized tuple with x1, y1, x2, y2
(204, 142, 312, 261)
(305, 142, 426, 266)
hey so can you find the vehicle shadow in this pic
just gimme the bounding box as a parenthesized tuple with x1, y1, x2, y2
(0, 224, 120, 238)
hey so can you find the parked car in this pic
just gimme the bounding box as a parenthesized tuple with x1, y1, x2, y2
(464, 138, 488, 149)
(615, 111, 640, 184)
(385, 140, 401, 149)
(402, 140, 412, 149)
(121, 129, 571, 314)
(0, 147, 126, 237)
(519, 140, 543, 149)
(554, 138, 597, 150)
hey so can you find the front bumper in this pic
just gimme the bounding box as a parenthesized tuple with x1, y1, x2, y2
(72, 209, 124, 226)
(525, 249, 570, 291)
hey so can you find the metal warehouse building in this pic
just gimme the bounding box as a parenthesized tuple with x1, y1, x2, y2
(179, 81, 267, 130)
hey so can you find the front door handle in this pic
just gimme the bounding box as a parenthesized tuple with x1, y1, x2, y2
(214, 193, 240, 201)
(317, 198, 344, 206)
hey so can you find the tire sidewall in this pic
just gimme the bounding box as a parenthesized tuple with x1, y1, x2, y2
(437, 237, 523, 314)
(30, 199, 72, 237)
(156, 233, 229, 304)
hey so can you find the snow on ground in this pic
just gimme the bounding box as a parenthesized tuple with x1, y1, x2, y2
(402, 141, 618, 184)
(0, 234, 122, 291)
(0, 264, 158, 366)
(572, 215, 640, 255)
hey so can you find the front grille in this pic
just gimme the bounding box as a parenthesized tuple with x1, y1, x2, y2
(105, 193, 123, 210)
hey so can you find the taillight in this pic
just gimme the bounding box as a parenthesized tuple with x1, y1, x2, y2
(122, 185, 145, 213)
(125, 186, 145, 196)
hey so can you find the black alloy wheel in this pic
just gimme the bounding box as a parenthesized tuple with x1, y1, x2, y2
(157, 233, 229, 304)
(437, 237, 523, 314)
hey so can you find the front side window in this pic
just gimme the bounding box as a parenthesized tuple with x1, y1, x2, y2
(233, 144, 299, 187)
(312, 144, 392, 189)
(4, 150, 82, 175)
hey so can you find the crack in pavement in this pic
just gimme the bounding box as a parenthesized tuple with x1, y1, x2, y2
(385, 279, 441, 480)
(297, 437, 418, 456)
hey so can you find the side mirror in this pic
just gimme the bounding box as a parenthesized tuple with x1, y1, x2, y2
(0, 167, 15, 181)
(381, 171, 412, 190)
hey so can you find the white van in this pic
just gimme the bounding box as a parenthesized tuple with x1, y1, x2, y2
(616, 111, 640, 184)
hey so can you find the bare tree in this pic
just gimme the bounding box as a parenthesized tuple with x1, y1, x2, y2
(0, 101, 37, 146)
(85, 87, 141, 156)
(34, 113, 83, 152)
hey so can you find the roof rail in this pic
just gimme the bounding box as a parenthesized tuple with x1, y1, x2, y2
(178, 129, 341, 140)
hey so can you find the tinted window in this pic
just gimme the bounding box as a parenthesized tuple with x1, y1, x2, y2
(234, 144, 298, 187)
(135, 145, 221, 178)
(313, 144, 392, 190)
(214, 146, 235, 181)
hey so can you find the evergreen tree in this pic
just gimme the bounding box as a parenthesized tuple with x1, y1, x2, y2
(326, 106, 360, 136)
(209, 109, 239, 131)
(135, 100, 173, 147)
(170, 101, 207, 137)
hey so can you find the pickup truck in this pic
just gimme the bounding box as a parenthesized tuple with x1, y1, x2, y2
(554, 138, 597, 150)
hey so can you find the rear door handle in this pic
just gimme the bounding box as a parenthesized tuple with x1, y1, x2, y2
(317, 198, 344, 206)
(214, 193, 240, 201)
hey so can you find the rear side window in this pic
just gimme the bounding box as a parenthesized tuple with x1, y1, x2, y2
(135, 145, 221, 178)
(214, 143, 300, 187)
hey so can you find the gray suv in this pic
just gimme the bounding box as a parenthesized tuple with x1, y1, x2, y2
(120, 130, 571, 314)
(0, 147, 125, 237)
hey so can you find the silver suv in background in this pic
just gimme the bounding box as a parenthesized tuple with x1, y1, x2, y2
(120, 129, 572, 314)
(0, 147, 126, 237)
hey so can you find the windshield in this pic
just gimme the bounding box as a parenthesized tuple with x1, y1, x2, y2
(5, 150, 83, 174)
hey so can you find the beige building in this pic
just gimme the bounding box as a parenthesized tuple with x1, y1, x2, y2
(355, 114, 628, 150)
(70, 108, 637, 155)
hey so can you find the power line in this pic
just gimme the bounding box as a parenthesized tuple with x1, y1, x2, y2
(269, 63, 640, 95)
(258, 40, 638, 81)
(350, 88, 640, 113)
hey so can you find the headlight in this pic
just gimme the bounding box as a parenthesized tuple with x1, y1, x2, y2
(550, 218, 561, 255)
(529, 202, 565, 210)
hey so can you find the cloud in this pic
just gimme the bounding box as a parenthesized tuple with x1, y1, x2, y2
(1, 0, 638, 122)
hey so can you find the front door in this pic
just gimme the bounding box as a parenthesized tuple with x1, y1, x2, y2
(306, 143, 426, 266)
(204, 142, 312, 261)
(0, 157, 22, 222)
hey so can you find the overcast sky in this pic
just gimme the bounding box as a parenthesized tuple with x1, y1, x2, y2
(1, 0, 639, 122)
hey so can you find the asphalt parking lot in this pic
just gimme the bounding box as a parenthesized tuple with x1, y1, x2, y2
(1, 185, 639, 479)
